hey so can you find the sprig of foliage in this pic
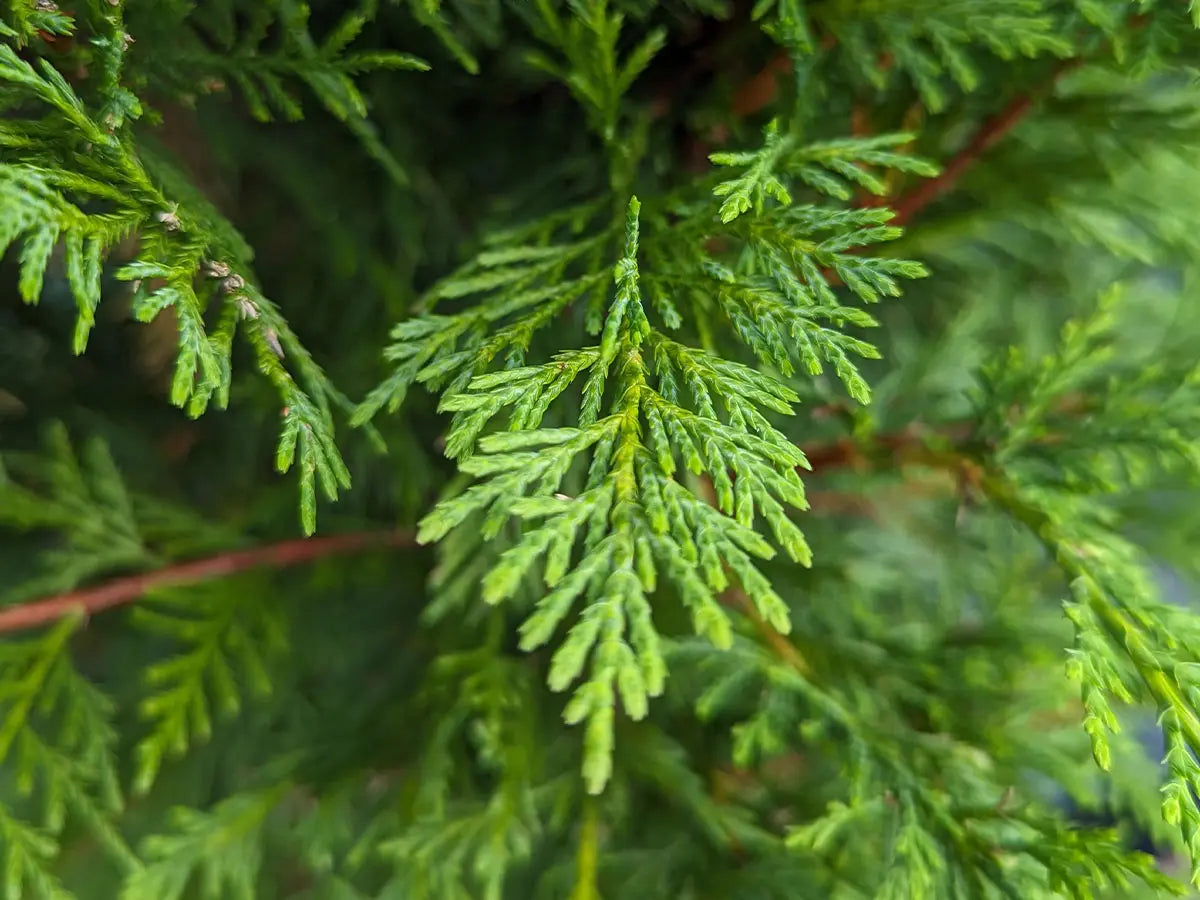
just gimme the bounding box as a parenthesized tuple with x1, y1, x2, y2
(709, 120, 939, 223)
(130, 581, 288, 795)
(518, 0, 666, 146)
(0, 617, 134, 893)
(0, 1, 72, 46)
(751, 0, 1074, 111)
(125, 0, 427, 186)
(331, 635, 548, 898)
(412, 199, 812, 792)
(674, 623, 1179, 898)
(1135, 0, 1200, 29)
(0, 424, 152, 602)
(357, 6, 932, 791)
(829, 0, 1073, 112)
(0, 423, 243, 591)
(120, 783, 289, 900)
(352, 199, 615, 427)
(0, 804, 72, 900)
(751, 0, 815, 54)
(0, 28, 353, 532)
(647, 121, 936, 402)
(974, 289, 1200, 882)
(195, 1, 427, 123)
(401, 0, 497, 74)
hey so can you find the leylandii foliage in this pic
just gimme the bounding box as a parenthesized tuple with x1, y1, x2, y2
(2, 0, 1200, 897)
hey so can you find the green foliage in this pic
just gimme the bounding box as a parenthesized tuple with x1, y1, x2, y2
(0, 9, 360, 532)
(375, 646, 542, 898)
(704, 121, 934, 400)
(124, 0, 428, 186)
(0, 1, 72, 47)
(519, 0, 666, 144)
(752, 0, 814, 54)
(120, 784, 288, 900)
(2, 0, 1200, 897)
(413, 199, 815, 792)
(130, 582, 287, 795)
(356, 110, 930, 783)
(0, 424, 151, 601)
(401, 0, 501, 75)
(0, 617, 133, 895)
(971, 288, 1200, 880)
(819, 0, 1073, 112)
(710, 121, 939, 221)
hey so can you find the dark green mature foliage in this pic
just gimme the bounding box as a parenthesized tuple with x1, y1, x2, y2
(2, 0, 1200, 896)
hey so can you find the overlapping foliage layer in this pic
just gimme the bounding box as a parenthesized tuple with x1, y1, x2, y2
(2, 0, 1200, 896)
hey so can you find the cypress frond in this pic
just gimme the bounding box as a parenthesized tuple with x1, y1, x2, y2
(3, 0, 1200, 896)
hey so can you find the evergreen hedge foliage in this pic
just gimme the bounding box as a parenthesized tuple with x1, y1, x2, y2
(3, 0, 1200, 896)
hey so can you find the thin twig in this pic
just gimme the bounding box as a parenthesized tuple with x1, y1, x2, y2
(802, 422, 976, 475)
(569, 799, 602, 900)
(0, 530, 415, 635)
(735, 589, 814, 677)
(888, 58, 1082, 226)
(1, 426, 953, 639)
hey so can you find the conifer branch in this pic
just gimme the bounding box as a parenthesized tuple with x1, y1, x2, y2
(800, 423, 976, 474)
(4, 1, 1197, 894)
(0, 530, 413, 635)
(741, 11, 1151, 229)
(888, 58, 1082, 226)
(885, 9, 1154, 226)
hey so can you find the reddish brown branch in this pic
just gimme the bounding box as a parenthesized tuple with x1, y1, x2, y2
(0, 530, 414, 635)
(888, 96, 1035, 226)
(889, 59, 1081, 226)
(802, 422, 976, 475)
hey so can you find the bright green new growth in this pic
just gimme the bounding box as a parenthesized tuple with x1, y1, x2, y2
(4, 0, 1200, 897)
(359, 115, 933, 787)
(416, 198, 813, 792)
